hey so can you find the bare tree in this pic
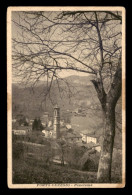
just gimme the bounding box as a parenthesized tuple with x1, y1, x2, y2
(12, 10, 122, 183)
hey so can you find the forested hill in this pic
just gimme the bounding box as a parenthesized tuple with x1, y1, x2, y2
(12, 75, 99, 118)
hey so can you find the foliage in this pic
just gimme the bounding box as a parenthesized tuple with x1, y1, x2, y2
(12, 142, 24, 160)
(80, 150, 100, 172)
(32, 118, 43, 131)
(66, 145, 87, 169)
(13, 157, 97, 184)
(12, 121, 19, 129)
(12, 134, 122, 183)
(13, 132, 51, 146)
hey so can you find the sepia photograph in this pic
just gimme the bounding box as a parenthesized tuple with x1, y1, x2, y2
(7, 6, 125, 188)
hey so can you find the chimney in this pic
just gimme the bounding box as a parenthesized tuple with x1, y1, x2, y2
(53, 104, 60, 139)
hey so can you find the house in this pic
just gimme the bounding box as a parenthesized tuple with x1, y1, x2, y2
(12, 130, 27, 135)
(80, 130, 98, 144)
(94, 145, 101, 152)
(66, 124, 72, 130)
(86, 135, 98, 144)
(12, 126, 32, 135)
(42, 128, 53, 138)
(48, 120, 52, 127)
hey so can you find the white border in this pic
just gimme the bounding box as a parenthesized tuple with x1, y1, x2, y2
(7, 6, 126, 189)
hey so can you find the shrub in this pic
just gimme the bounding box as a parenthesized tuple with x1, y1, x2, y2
(66, 146, 86, 169)
(79, 150, 100, 172)
(82, 158, 98, 171)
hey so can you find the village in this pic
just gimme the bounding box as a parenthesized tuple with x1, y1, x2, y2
(12, 103, 122, 184)
(12, 105, 104, 176)
(12, 103, 122, 185)
(12, 105, 102, 157)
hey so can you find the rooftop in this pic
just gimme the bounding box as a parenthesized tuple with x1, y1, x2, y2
(80, 129, 94, 135)
(80, 130, 99, 138)
(64, 132, 82, 139)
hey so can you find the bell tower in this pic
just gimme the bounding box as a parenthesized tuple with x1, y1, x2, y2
(53, 104, 60, 139)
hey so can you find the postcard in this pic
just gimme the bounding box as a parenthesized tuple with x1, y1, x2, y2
(7, 6, 125, 188)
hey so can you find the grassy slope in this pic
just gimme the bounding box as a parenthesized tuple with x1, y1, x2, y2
(13, 158, 97, 184)
(13, 156, 121, 184)
(12, 133, 122, 184)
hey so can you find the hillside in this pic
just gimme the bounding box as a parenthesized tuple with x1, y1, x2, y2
(12, 75, 122, 148)
(12, 75, 99, 118)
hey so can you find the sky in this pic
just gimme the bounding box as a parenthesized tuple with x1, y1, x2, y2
(11, 10, 122, 84)
(11, 11, 89, 83)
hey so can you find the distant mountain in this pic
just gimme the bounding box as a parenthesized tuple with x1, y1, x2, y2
(61, 75, 94, 86)
(13, 75, 94, 88)
(12, 75, 99, 120)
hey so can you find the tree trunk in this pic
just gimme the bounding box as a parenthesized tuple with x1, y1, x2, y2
(91, 65, 121, 183)
(97, 103, 115, 183)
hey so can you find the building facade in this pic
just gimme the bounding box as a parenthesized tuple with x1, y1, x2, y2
(81, 133, 98, 144)
(86, 136, 97, 144)
(42, 129, 53, 138)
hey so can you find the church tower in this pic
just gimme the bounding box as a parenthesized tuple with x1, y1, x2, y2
(53, 104, 60, 139)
